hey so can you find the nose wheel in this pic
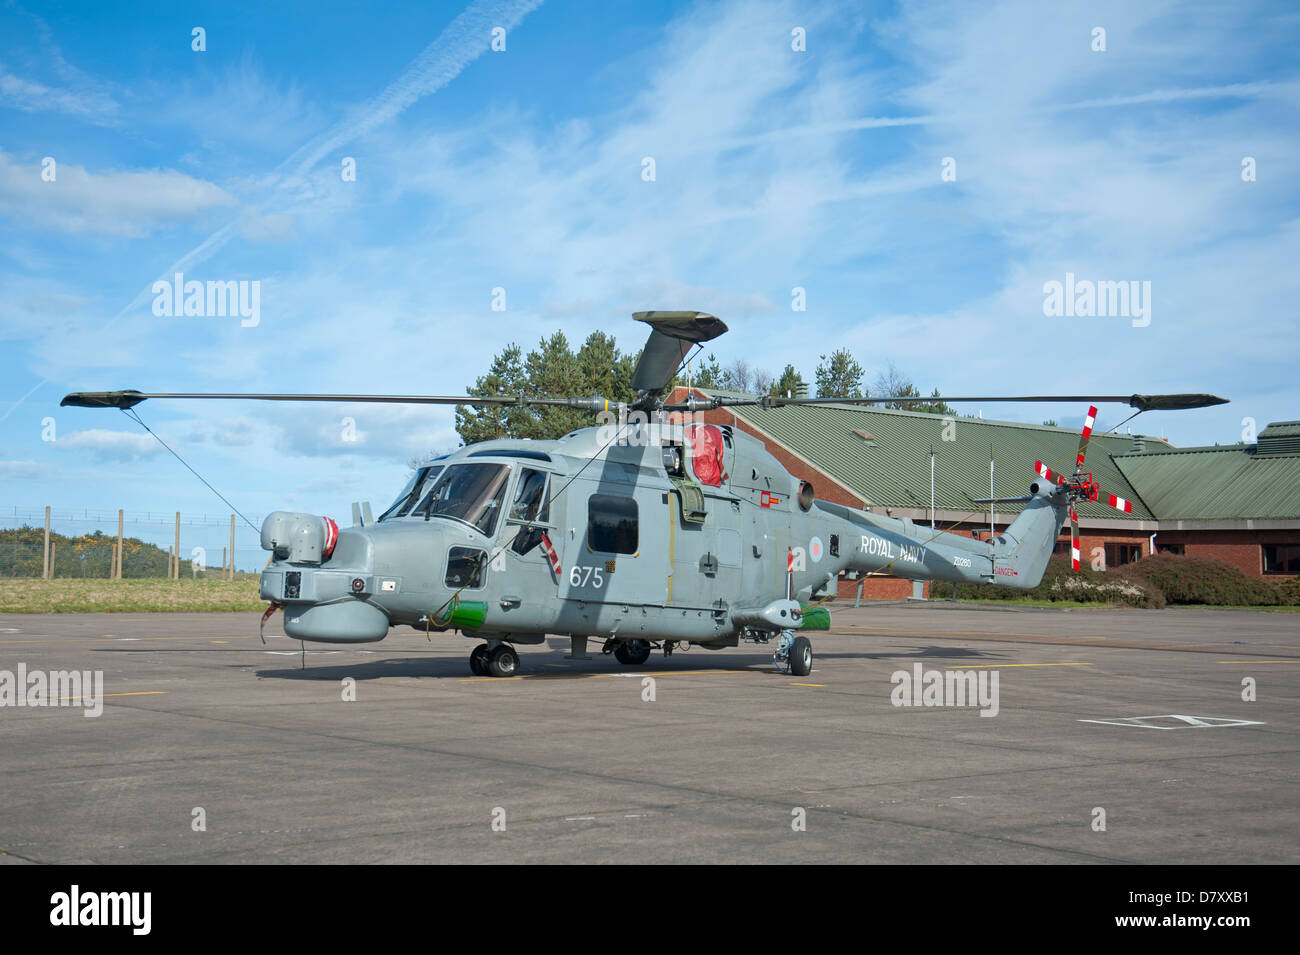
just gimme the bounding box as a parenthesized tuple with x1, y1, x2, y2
(470, 643, 518, 677)
(773, 631, 813, 677)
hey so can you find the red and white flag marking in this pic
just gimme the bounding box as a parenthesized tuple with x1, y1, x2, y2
(539, 532, 562, 576)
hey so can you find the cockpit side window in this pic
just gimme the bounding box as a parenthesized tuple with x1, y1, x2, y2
(508, 468, 551, 555)
(378, 465, 444, 521)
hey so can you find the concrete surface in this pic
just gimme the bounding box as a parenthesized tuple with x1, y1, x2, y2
(0, 602, 1295, 863)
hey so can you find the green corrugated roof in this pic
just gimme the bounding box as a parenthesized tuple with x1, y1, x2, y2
(1113, 445, 1300, 520)
(708, 391, 1158, 521)
(1260, 421, 1300, 437)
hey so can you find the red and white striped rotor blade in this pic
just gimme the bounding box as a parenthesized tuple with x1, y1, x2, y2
(1069, 505, 1081, 571)
(1034, 460, 1057, 483)
(1106, 493, 1134, 514)
(1076, 405, 1097, 469)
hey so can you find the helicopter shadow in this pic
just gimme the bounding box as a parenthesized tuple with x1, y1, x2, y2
(254, 655, 470, 682)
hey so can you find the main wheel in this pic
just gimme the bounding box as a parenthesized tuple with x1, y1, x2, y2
(789, 636, 813, 677)
(470, 643, 490, 675)
(487, 644, 519, 678)
(614, 639, 651, 665)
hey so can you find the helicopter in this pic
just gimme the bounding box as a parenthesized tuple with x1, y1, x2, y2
(62, 311, 1227, 678)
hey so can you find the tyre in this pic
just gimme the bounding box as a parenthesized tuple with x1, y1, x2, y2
(488, 644, 518, 678)
(470, 644, 489, 675)
(789, 636, 812, 676)
(615, 639, 651, 665)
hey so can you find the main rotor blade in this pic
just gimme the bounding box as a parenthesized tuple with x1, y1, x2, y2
(60, 390, 618, 411)
(662, 393, 1228, 412)
(630, 310, 728, 401)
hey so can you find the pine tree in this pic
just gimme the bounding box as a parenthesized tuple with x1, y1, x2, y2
(815, 349, 865, 398)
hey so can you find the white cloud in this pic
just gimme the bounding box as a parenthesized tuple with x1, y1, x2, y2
(0, 67, 119, 123)
(0, 150, 236, 237)
(0, 459, 45, 480)
(55, 429, 162, 461)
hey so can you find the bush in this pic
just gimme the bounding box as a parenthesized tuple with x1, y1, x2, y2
(1114, 554, 1290, 607)
(930, 556, 1163, 608)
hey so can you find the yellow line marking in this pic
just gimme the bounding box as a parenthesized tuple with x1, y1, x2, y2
(212, 640, 228, 644)
(790, 682, 825, 687)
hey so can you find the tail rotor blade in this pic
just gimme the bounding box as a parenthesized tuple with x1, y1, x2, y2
(1075, 405, 1097, 471)
(1034, 460, 1057, 483)
(1069, 505, 1081, 571)
(1106, 493, 1134, 514)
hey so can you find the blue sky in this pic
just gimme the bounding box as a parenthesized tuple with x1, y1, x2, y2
(2, 0, 1298, 555)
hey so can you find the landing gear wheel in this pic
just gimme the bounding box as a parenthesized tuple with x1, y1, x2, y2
(789, 636, 813, 677)
(487, 644, 519, 678)
(613, 639, 652, 665)
(469, 643, 490, 676)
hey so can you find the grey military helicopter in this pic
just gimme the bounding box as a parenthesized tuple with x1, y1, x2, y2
(63, 311, 1226, 678)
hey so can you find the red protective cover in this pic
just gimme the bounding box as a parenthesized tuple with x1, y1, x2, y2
(686, 424, 726, 487)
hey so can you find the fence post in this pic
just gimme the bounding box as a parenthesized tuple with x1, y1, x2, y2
(228, 514, 235, 579)
(116, 508, 124, 579)
(43, 505, 50, 579)
(174, 512, 181, 580)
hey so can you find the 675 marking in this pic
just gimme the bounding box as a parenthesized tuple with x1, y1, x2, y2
(569, 565, 605, 588)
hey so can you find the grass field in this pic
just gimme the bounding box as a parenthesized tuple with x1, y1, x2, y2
(0, 576, 264, 613)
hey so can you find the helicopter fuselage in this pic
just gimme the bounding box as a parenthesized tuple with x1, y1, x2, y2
(258, 420, 1069, 656)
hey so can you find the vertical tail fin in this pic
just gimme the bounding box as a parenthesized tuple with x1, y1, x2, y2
(989, 481, 1070, 588)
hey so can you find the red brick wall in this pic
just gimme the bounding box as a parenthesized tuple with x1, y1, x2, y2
(1156, 529, 1299, 578)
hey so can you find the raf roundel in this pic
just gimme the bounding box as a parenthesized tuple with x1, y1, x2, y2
(809, 536, 824, 563)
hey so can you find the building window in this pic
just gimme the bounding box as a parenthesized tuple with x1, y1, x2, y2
(1104, 543, 1142, 568)
(1263, 544, 1300, 575)
(588, 494, 638, 554)
(1158, 543, 1184, 556)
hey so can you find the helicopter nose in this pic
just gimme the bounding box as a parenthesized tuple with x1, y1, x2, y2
(258, 520, 389, 643)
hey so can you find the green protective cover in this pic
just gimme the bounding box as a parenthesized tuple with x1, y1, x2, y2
(449, 601, 488, 630)
(799, 604, 831, 630)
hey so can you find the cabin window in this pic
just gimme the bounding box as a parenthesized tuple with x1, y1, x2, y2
(508, 468, 550, 555)
(445, 547, 488, 589)
(587, 494, 638, 554)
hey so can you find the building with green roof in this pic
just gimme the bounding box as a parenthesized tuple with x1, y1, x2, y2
(668, 388, 1300, 596)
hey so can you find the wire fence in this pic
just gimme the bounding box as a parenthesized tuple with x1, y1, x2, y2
(0, 506, 267, 579)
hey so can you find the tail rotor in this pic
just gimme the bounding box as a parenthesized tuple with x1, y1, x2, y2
(1035, 405, 1136, 571)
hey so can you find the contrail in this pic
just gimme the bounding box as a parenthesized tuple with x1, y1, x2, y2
(706, 81, 1285, 152)
(5, 0, 545, 421)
